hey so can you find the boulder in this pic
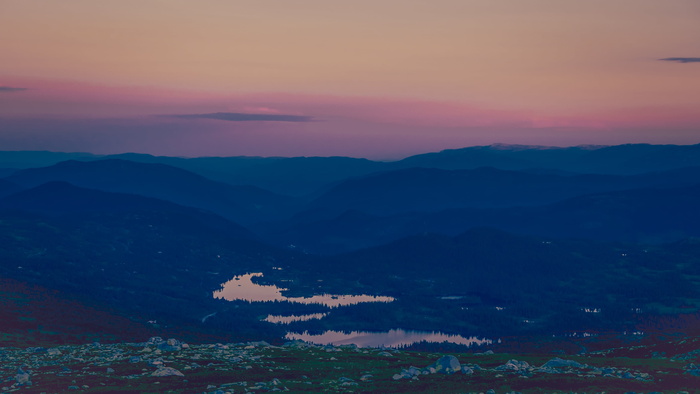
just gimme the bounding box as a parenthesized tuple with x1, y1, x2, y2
(429, 355, 461, 375)
(283, 340, 312, 349)
(151, 367, 185, 377)
(47, 348, 62, 356)
(148, 357, 165, 367)
(685, 363, 700, 376)
(495, 359, 530, 372)
(541, 357, 584, 369)
(158, 338, 182, 352)
(247, 341, 272, 348)
(14, 369, 30, 386)
(146, 337, 165, 346)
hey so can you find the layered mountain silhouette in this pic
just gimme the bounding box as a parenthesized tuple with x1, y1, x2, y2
(3, 143, 700, 344)
(4, 143, 700, 197)
(5, 159, 299, 225)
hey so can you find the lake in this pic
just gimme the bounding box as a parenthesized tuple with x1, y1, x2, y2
(286, 329, 496, 348)
(213, 272, 395, 307)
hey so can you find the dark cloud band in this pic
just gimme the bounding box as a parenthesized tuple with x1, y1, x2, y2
(0, 86, 28, 92)
(659, 57, 700, 63)
(166, 112, 313, 122)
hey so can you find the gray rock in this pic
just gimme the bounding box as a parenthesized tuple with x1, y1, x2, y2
(685, 363, 700, 376)
(407, 366, 421, 376)
(158, 338, 182, 352)
(687, 368, 700, 376)
(377, 351, 393, 357)
(47, 348, 62, 356)
(429, 355, 461, 375)
(146, 336, 165, 345)
(248, 341, 272, 348)
(151, 366, 185, 377)
(495, 359, 531, 373)
(541, 357, 584, 369)
(396, 369, 414, 379)
(601, 367, 616, 376)
(14, 370, 30, 385)
(283, 340, 311, 349)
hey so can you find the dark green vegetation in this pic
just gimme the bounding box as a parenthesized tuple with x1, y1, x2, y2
(3, 143, 700, 392)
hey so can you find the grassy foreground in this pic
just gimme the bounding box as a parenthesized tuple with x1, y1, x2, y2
(2, 337, 700, 393)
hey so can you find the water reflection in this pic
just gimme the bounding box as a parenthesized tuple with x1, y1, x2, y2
(213, 273, 395, 307)
(286, 329, 495, 348)
(264, 313, 328, 324)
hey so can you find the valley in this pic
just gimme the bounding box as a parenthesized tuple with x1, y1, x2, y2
(3, 143, 700, 392)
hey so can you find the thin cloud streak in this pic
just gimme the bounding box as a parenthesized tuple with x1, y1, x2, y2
(0, 86, 28, 92)
(659, 57, 700, 63)
(166, 112, 314, 122)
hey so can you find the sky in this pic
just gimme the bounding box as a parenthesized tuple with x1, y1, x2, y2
(1, 0, 699, 159)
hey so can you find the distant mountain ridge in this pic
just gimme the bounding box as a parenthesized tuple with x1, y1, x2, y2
(3, 143, 700, 196)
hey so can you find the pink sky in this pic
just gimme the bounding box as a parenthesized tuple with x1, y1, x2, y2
(1, 0, 699, 159)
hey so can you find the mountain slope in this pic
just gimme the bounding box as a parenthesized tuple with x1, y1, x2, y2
(0, 178, 22, 198)
(0, 181, 255, 239)
(293, 165, 700, 224)
(264, 181, 700, 254)
(5, 159, 300, 224)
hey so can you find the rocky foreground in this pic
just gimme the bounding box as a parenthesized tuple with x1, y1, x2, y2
(2, 337, 700, 393)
